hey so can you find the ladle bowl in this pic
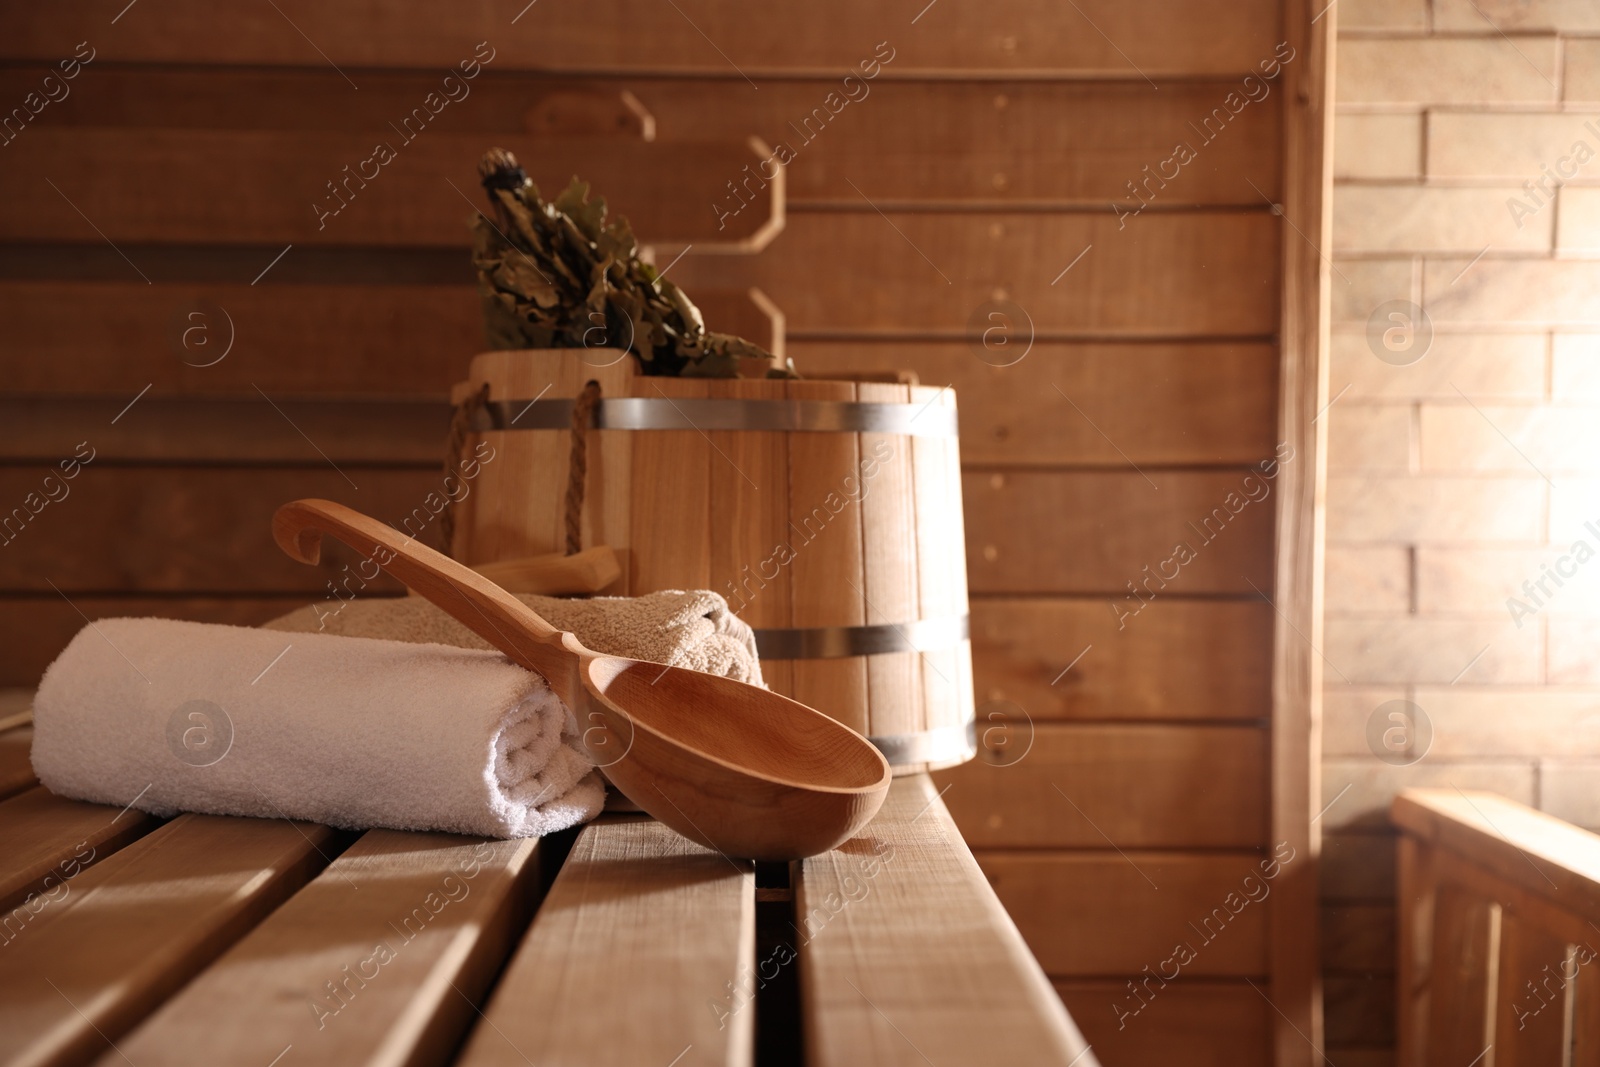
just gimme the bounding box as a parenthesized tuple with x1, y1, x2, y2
(272, 499, 891, 860)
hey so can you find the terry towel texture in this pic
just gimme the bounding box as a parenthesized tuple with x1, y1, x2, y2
(32, 618, 604, 838)
(264, 589, 764, 686)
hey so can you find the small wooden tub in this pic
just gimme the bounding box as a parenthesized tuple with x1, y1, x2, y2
(447, 350, 975, 774)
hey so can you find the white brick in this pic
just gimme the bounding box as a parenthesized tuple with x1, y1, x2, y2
(1330, 331, 1545, 400)
(1332, 259, 1415, 324)
(1424, 259, 1600, 326)
(1320, 757, 1536, 830)
(1557, 186, 1600, 254)
(1541, 759, 1600, 828)
(1428, 112, 1600, 181)
(1337, 38, 1559, 105)
(1327, 544, 1412, 612)
(1338, 0, 1428, 29)
(1334, 185, 1551, 253)
(1324, 685, 1411, 756)
(1327, 475, 1544, 541)
(1417, 686, 1600, 756)
(1418, 545, 1600, 615)
(1335, 113, 1423, 180)
(1553, 334, 1600, 399)
(1329, 404, 1413, 471)
(1420, 404, 1600, 474)
(1325, 616, 1542, 684)
(1435, 0, 1600, 32)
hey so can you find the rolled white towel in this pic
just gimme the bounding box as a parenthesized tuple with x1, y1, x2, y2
(31, 618, 605, 838)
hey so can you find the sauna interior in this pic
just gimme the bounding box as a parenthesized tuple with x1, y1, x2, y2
(3, 1, 1599, 1065)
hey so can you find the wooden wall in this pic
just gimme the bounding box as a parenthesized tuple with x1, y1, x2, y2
(0, 4, 1322, 1063)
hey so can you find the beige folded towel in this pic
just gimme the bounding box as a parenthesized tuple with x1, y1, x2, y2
(265, 589, 764, 686)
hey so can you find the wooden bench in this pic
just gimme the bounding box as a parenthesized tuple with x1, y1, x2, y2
(0, 714, 1095, 1066)
(1394, 788, 1600, 1067)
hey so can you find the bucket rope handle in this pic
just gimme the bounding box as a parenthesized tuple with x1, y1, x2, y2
(439, 378, 601, 559)
(564, 380, 602, 556)
(439, 382, 489, 559)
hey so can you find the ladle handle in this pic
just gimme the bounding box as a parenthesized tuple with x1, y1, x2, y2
(272, 499, 585, 699)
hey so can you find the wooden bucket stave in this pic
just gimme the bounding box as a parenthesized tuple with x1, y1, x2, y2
(448, 351, 975, 774)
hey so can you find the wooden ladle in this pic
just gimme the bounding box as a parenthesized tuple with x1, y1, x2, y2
(272, 499, 891, 860)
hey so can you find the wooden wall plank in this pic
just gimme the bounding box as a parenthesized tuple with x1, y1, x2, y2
(455, 816, 754, 1067)
(791, 341, 1280, 466)
(964, 470, 1277, 595)
(1053, 980, 1271, 1067)
(934, 724, 1269, 849)
(0, 814, 343, 1066)
(0, 789, 159, 916)
(674, 213, 1280, 336)
(0, 726, 35, 800)
(0, 597, 324, 688)
(970, 598, 1273, 721)
(0, 467, 440, 594)
(0, 70, 1282, 205)
(1, 281, 476, 395)
(111, 832, 540, 1067)
(3, 1, 1282, 76)
(0, 282, 776, 396)
(2, 130, 775, 248)
(977, 850, 1273, 976)
(0, 398, 448, 464)
(797, 775, 1094, 1067)
(0, 340, 1274, 467)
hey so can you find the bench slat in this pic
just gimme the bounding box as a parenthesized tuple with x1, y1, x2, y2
(0, 813, 342, 1067)
(0, 788, 158, 915)
(0, 725, 36, 801)
(795, 775, 1096, 1067)
(105, 830, 538, 1067)
(455, 816, 755, 1067)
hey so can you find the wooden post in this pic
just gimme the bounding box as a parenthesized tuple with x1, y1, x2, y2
(1270, 0, 1335, 1063)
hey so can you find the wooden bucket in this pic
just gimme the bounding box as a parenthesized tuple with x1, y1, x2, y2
(446, 350, 975, 774)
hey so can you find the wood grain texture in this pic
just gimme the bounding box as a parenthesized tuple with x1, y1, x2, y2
(791, 341, 1281, 466)
(0, 467, 439, 594)
(0, 282, 776, 396)
(3, 130, 777, 248)
(0, 725, 35, 800)
(797, 775, 1095, 1067)
(630, 378, 713, 592)
(785, 380, 870, 735)
(672, 212, 1279, 337)
(709, 379, 792, 696)
(964, 470, 1277, 595)
(1053, 980, 1271, 1067)
(0, 813, 341, 1067)
(0, 396, 449, 464)
(0, 597, 315, 688)
(1393, 789, 1600, 919)
(625, 78, 1284, 206)
(858, 381, 922, 741)
(0, 789, 158, 916)
(454, 816, 754, 1067)
(933, 724, 1269, 849)
(2, 1, 1283, 75)
(1269, 3, 1333, 1061)
(977, 850, 1274, 976)
(0, 67, 1283, 205)
(970, 598, 1274, 721)
(108, 832, 540, 1067)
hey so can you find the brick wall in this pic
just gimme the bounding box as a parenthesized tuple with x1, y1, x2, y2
(1326, 0, 1600, 1059)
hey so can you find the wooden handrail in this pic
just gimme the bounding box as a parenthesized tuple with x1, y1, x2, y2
(1393, 788, 1600, 1067)
(1393, 789, 1600, 916)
